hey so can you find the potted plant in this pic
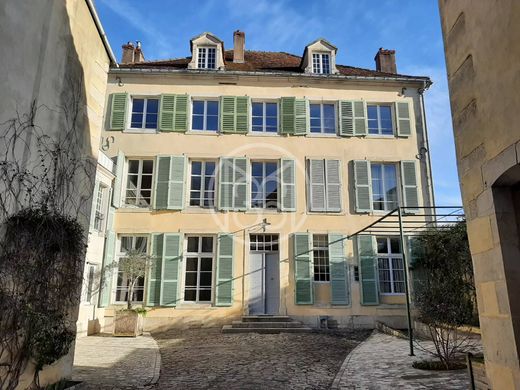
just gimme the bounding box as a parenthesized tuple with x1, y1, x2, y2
(111, 249, 152, 337)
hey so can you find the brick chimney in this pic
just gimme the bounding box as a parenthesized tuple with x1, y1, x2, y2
(375, 48, 397, 73)
(233, 30, 245, 63)
(121, 41, 135, 63)
(134, 41, 145, 63)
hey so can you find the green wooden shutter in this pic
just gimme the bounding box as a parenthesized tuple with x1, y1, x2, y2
(161, 233, 182, 306)
(109, 93, 128, 130)
(325, 160, 342, 212)
(309, 159, 326, 212)
(221, 96, 236, 133)
(339, 101, 354, 136)
(294, 99, 308, 135)
(89, 180, 100, 231)
(216, 233, 234, 306)
(147, 233, 163, 306)
(173, 95, 189, 132)
(280, 97, 295, 135)
(280, 159, 296, 211)
(293, 233, 313, 304)
(159, 94, 175, 131)
(218, 157, 234, 210)
(353, 101, 367, 136)
(401, 160, 419, 214)
(98, 231, 116, 307)
(112, 150, 125, 208)
(358, 235, 379, 305)
(354, 160, 372, 213)
(329, 233, 349, 305)
(234, 157, 248, 211)
(154, 156, 171, 209)
(396, 101, 411, 137)
(406, 236, 425, 302)
(235, 96, 249, 133)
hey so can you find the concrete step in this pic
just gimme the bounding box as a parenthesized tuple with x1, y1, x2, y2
(222, 325, 312, 334)
(231, 321, 304, 328)
(241, 315, 293, 322)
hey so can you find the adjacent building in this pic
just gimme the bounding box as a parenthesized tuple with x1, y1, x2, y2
(94, 31, 434, 331)
(439, 1, 520, 388)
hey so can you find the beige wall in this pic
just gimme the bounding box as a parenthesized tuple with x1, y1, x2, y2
(0, 0, 110, 387)
(101, 71, 431, 329)
(439, 0, 520, 388)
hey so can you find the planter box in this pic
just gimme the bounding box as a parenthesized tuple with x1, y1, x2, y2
(113, 310, 144, 337)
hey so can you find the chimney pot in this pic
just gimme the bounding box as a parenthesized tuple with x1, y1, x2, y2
(121, 41, 135, 63)
(233, 30, 245, 63)
(375, 48, 397, 74)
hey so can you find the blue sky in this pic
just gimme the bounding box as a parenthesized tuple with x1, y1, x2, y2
(96, 0, 461, 206)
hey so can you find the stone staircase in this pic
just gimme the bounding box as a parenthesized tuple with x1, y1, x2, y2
(222, 315, 312, 334)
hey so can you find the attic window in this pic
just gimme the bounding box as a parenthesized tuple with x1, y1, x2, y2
(312, 53, 330, 74)
(198, 47, 216, 69)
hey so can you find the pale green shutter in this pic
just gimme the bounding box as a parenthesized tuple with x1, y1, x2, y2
(309, 159, 326, 212)
(99, 231, 116, 307)
(280, 97, 295, 135)
(109, 93, 128, 130)
(218, 157, 234, 210)
(112, 150, 125, 208)
(161, 233, 182, 306)
(147, 233, 163, 306)
(280, 159, 296, 211)
(293, 233, 313, 304)
(358, 235, 379, 305)
(339, 101, 354, 136)
(353, 101, 367, 136)
(159, 94, 175, 131)
(354, 160, 372, 213)
(173, 95, 189, 132)
(401, 160, 419, 214)
(154, 156, 186, 210)
(294, 99, 308, 135)
(235, 96, 249, 133)
(234, 157, 248, 211)
(154, 156, 171, 209)
(89, 180, 100, 231)
(216, 233, 234, 306)
(325, 160, 342, 212)
(406, 236, 425, 301)
(329, 234, 349, 305)
(221, 96, 236, 133)
(396, 101, 411, 137)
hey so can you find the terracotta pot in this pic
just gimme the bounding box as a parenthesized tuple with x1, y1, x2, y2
(113, 310, 144, 337)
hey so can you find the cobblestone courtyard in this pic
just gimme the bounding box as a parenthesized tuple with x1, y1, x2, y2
(153, 328, 370, 389)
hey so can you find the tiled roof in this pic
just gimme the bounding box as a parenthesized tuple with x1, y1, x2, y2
(117, 50, 429, 80)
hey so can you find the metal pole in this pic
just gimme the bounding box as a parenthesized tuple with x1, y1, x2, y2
(398, 206, 414, 356)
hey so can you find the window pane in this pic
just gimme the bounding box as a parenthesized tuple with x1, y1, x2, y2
(121, 236, 133, 252)
(252, 117, 263, 127)
(184, 289, 196, 301)
(142, 160, 153, 174)
(265, 162, 277, 177)
(252, 162, 263, 176)
(310, 104, 321, 118)
(379, 106, 392, 121)
(265, 117, 277, 127)
(141, 175, 152, 190)
(198, 289, 211, 301)
(193, 101, 204, 115)
(201, 237, 213, 253)
(145, 113, 157, 129)
(252, 102, 263, 117)
(132, 99, 144, 113)
(207, 101, 219, 116)
(128, 160, 139, 174)
(192, 115, 204, 130)
(201, 257, 212, 272)
(367, 105, 377, 120)
(131, 113, 143, 128)
(187, 237, 199, 253)
(390, 238, 401, 254)
(377, 237, 388, 254)
(199, 272, 212, 287)
(206, 115, 218, 131)
(147, 99, 159, 113)
(185, 273, 197, 286)
(205, 162, 215, 175)
(265, 103, 277, 117)
(186, 257, 198, 271)
(135, 237, 147, 252)
(191, 161, 202, 175)
(191, 176, 201, 191)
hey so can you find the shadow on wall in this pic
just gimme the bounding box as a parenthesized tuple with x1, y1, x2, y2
(0, 0, 97, 388)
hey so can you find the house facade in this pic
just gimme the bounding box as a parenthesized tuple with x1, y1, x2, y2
(96, 31, 433, 331)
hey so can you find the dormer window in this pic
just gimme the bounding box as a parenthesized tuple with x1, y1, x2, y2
(198, 47, 216, 69)
(312, 53, 330, 74)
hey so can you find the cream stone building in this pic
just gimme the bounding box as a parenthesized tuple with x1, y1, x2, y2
(95, 31, 434, 331)
(439, 0, 520, 388)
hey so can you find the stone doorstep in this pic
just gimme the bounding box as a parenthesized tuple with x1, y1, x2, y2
(222, 325, 312, 334)
(231, 321, 304, 328)
(241, 315, 293, 322)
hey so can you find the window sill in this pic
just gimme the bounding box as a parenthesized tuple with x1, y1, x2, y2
(123, 129, 158, 134)
(118, 207, 152, 213)
(246, 132, 280, 137)
(307, 211, 345, 216)
(313, 281, 331, 284)
(366, 134, 397, 139)
(182, 207, 218, 214)
(245, 209, 281, 214)
(186, 130, 219, 136)
(175, 303, 214, 309)
(306, 133, 338, 138)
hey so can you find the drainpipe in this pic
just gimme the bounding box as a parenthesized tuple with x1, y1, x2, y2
(418, 84, 436, 210)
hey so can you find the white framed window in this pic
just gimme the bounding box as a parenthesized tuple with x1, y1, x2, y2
(130, 97, 159, 130)
(367, 104, 393, 135)
(376, 236, 404, 295)
(251, 102, 278, 133)
(93, 184, 107, 232)
(251, 161, 278, 209)
(115, 235, 148, 303)
(313, 234, 330, 282)
(125, 159, 154, 207)
(371, 163, 398, 211)
(312, 53, 331, 74)
(192, 100, 219, 131)
(189, 160, 216, 207)
(197, 47, 216, 69)
(310, 103, 336, 134)
(184, 236, 215, 303)
(82, 263, 98, 304)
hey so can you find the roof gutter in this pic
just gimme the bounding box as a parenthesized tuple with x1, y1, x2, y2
(110, 67, 431, 85)
(85, 0, 118, 67)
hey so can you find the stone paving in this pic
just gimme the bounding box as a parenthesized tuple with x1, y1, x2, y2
(72, 332, 160, 389)
(153, 327, 371, 389)
(332, 331, 471, 389)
